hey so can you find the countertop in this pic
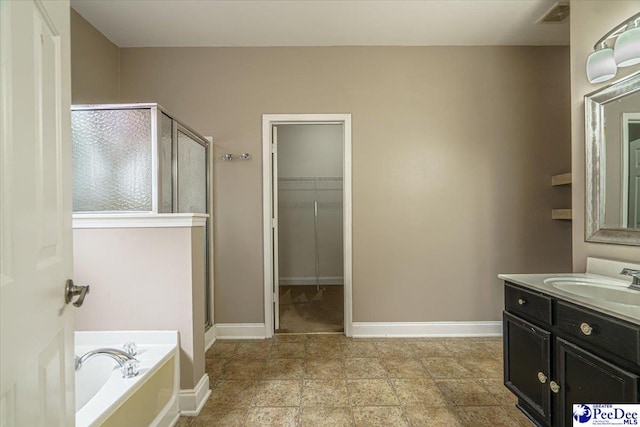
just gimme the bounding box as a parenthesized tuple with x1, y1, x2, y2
(498, 272, 640, 325)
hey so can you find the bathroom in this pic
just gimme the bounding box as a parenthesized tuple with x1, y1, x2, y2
(1, 0, 639, 426)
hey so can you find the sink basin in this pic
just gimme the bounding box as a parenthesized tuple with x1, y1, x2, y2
(543, 277, 640, 306)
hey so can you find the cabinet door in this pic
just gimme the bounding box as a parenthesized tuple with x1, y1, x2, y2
(557, 338, 639, 427)
(504, 311, 552, 425)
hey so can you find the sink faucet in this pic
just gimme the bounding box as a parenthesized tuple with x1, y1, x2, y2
(75, 348, 140, 378)
(621, 268, 640, 291)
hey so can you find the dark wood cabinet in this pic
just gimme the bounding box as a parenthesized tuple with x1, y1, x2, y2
(504, 311, 552, 425)
(503, 281, 640, 427)
(557, 338, 638, 427)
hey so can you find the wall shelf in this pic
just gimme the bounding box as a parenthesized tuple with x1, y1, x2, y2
(551, 173, 572, 186)
(551, 173, 571, 220)
(552, 209, 572, 220)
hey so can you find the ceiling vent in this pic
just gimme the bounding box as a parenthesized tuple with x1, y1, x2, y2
(537, 2, 570, 24)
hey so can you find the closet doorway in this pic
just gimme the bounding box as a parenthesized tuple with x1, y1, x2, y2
(262, 114, 352, 337)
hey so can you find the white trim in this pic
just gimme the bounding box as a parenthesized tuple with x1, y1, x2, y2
(262, 113, 353, 338)
(178, 374, 211, 417)
(214, 323, 267, 339)
(72, 213, 209, 229)
(351, 321, 503, 338)
(279, 276, 344, 286)
(150, 394, 179, 427)
(205, 327, 216, 351)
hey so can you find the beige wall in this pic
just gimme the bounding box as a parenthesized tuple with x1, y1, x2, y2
(116, 46, 572, 324)
(70, 9, 120, 104)
(570, 1, 640, 271)
(73, 226, 205, 390)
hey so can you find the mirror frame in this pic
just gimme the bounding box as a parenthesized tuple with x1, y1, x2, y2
(585, 71, 640, 246)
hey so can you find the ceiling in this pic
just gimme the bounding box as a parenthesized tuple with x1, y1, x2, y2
(70, 0, 570, 48)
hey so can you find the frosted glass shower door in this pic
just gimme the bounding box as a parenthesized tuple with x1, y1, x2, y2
(72, 109, 153, 212)
(177, 129, 207, 213)
(176, 127, 211, 327)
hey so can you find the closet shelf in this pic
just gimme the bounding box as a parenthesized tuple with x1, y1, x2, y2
(551, 173, 572, 186)
(552, 209, 572, 220)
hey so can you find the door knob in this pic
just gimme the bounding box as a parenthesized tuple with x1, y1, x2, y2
(65, 279, 90, 307)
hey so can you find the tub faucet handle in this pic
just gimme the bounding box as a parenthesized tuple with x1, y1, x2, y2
(121, 359, 140, 378)
(123, 341, 137, 356)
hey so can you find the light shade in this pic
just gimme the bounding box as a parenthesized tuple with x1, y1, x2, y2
(586, 47, 617, 83)
(614, 26, 640, 67)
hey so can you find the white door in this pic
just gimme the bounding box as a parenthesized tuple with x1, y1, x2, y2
(0, 1, 75, 425)
(272, 126, 280, 330)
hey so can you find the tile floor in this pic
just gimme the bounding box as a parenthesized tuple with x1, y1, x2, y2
(176, 335, 533, 427)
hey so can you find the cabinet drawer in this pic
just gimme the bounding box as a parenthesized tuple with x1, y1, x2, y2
(505, 283, 553, 325)
(557, 301, 640, 365)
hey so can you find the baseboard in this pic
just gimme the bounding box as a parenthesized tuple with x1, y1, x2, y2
(279, 276, 343, 286)
(205, 326, 216, 351)
(179, 374, 211, 416)
(351, 321, 502, 338)
(214, 323, 267, 339)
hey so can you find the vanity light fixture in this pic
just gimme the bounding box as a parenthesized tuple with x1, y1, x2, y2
(614, 18, 640, 67)
(586, 12, 640, 84)
(586, 43, 617, 84)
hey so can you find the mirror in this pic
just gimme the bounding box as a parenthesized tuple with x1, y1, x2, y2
(585, 71, 640, 245)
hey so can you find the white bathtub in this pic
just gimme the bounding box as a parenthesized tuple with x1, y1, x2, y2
(75, 331, 180, 427)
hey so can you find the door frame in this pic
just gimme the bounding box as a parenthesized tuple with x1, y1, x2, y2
(262, 114, 353, 338)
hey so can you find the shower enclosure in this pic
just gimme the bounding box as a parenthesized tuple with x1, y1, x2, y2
(71, 103, 212, 327)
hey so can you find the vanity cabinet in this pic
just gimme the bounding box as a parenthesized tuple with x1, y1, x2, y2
(503, 282, 640, 427)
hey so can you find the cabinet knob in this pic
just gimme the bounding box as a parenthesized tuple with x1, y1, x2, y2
(537, 372, 548, 383)
(580, 322, 593, 336)
(549, 381, 560, 393)
(517, 298, 526, 305)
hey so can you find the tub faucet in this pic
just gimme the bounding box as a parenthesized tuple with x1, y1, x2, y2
(621, 268, 640, 291)
(75, 348, 140, 378)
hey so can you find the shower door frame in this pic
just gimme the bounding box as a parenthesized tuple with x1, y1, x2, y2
(262, 114, 353, 338)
